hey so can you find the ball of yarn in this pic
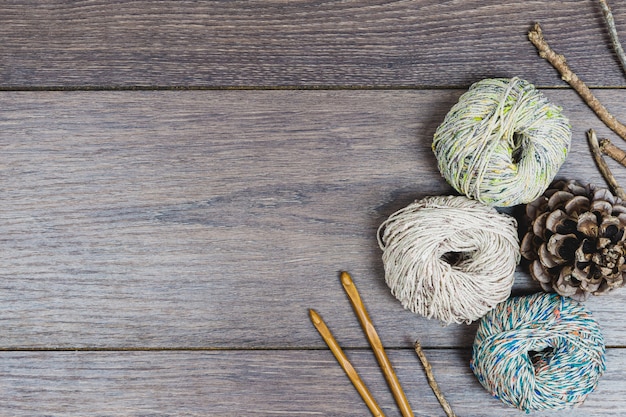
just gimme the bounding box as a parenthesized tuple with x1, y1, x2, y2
(377, 195, 520, 324)
(432, 77, 571, 207)
(471, 293, 606, 412)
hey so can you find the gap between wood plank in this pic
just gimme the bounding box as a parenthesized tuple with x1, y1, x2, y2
(0, 346, 454, 352)
(2, 346, 625, 352)
(3, 85, 626, 92)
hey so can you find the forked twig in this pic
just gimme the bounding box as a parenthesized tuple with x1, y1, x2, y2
(588, 129, 626, 199)
(528, 23, 626, 142)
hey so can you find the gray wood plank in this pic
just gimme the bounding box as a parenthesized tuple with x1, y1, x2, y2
(2, 0, 626, 88)
(1, 348, 623, 416)
(1, 89, 626, 349)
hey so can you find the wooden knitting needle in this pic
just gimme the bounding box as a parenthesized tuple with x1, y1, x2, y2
(309, 309, 386, 417)
(341, 271, 415, 417)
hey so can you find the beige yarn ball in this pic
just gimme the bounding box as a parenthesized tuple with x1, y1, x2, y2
(378, 195, 520, 324)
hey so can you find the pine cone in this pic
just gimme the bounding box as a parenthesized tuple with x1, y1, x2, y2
(521, 179, 626, 301)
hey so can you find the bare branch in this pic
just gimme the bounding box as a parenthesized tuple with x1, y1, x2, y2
(599, 0, 626, 75)
(414, 341, 456, 417)
(588, 129, 626, 199)
(528, 23, 626, 141)
(600, 136, 626, 167)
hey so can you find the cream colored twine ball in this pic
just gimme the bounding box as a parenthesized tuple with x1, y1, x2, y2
(378, 195, 520, 324)
(432, 77, 571, 207)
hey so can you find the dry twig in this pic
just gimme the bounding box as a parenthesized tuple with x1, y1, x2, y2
(588, 129, 626, 199)
(528, 23, 626, 142)
(600, 136, 626, 167)
(599, 0, 626, 75)
(414, 341, 457, 417)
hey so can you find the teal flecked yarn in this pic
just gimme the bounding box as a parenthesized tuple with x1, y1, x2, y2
(432, 77, 571, 207)
(470, 293, 605, 412)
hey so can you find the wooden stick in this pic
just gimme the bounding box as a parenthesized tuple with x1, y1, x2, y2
(309, 309, 386, 417)
(588, 129, 626, 200)
(340, 271, 414, 417)
(414, 341, 456, 417)
(599, 0, 626, 75)
(528, 22, 626, 142)
(600, 136, 626, 167)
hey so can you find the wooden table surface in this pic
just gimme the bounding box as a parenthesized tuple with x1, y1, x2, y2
(3, 1, 626, 415)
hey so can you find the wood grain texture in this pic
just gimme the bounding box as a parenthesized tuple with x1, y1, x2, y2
(7, 0, 626, 417)
(5, 2, 626, 414)
(1, 349, 625, 416)
(1, 89, 626, 350)
(3, 0, 626, 88)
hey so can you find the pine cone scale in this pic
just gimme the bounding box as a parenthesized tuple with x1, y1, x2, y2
(577, 212, 598, 236)
(539, 243, 562, 268)
(565, 195, 590, 214)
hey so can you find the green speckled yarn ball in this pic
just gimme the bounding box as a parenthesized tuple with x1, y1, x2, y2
(432, 77, 571, 207)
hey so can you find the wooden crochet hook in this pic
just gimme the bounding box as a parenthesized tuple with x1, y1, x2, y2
(309, 309, 386, 417)
(341, 271, 414, 417)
